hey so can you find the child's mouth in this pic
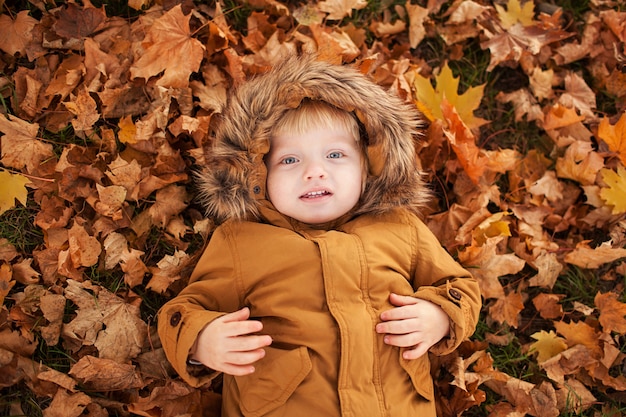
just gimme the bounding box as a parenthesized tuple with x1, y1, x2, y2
(301, 190, 331, 199)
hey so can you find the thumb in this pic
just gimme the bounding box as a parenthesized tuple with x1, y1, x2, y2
(223, 306, 251, 322)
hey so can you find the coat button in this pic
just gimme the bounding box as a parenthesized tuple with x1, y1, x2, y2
(449, 289, 462, 301)
(170, 311, 182, 326)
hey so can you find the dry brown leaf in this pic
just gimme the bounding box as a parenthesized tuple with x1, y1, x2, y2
(317, 0, 367, 20)
(147, 250, 190, 294)
(67, 221, 101, 268)
(532, 293, 564, 320)
(64, 88, 100, 134)
(595, 291, 626, 334)
(458, 237, 525, 299)
(69, 355, 144, 391)
(489, 292, 524, 328)
(42, 389, 91, 417)
(0, 114, 53, 174)
(63, 280, 147, 362)
(556, 140, 604, 185)
(130, 5, 205, 88)
(564, 241, 626, 269)
(0, 11, 37, 56)
(12, 258, 40, 285)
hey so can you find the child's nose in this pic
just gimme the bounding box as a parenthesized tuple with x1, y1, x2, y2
(304, 160, 326, 179)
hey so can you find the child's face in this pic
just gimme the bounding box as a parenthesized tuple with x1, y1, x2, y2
(266, 125, 363, 225)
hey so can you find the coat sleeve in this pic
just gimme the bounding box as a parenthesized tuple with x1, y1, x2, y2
(157, 223, 243, 387)
(408, 217, 482, 356)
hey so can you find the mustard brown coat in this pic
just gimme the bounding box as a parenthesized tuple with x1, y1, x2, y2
(157, 55, 482, 417)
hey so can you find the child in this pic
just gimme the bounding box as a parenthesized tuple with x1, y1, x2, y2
(157, 54, 481, 417)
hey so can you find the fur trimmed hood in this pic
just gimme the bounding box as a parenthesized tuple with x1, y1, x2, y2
(197, 54, 429, 225)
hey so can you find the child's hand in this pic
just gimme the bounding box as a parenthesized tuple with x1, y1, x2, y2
(190, 307, 272, 375)
(375, 293, 450, 360)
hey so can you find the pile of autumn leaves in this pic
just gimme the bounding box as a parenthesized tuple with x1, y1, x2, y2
(0, 0, 626, 416)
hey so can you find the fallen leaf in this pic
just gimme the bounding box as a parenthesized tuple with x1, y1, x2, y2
(459, 237, 525, 299)
(64, 88, 100, 133)
(0, 114, 54, 174)
(532, 293, 564, 319)
(147, 250, 190, 294)
(0, 170, 30, 216)
(0, 263, 15, 306)
(67, 221, 102, 268)
(413, 62, 487, 129)
(495, 0, 535, 29)
(405, 2, 429, 48)
(489, 291, 524, 328)
(529, 330, 568, 363)
(595, 291, 626, 334)
(52, 3, 107, 40)
(564, 241, 626, 269)
(63, 280, 147, 362)
(317, 0, 368, 20)
(69, 355, 144, 391)
(441, 98, 488, 184)
(599, 167, 626, 214)
(554, 320, 603, 359)
(42, 389, 91, 417)
(130, 5, 205, 88)
(0, 11, 38, 56)
(556, 140, 604, 186)
(597, 113, 626, 166)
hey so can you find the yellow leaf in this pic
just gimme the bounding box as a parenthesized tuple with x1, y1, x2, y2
(473, 212, 512, 246)
(495, 0, 535, 29)
(597, 112, 626, 166)
(599, 167, 626, 214)
(0, 170, 30, 216)
(529, 330, 567, 363)
(413, 63, 487, 129)
(118, 115, 138, 144)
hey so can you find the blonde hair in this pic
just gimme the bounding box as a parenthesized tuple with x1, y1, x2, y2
(273, 100, 361, 142)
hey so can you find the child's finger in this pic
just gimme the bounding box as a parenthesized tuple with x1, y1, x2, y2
(388, 293, 418, 307)
(221, 306, 252, 322)
(402, 344, 428, 360)
(226, 334, 273, 352)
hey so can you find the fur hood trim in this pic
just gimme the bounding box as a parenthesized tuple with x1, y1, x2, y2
(197, 54, 429, 224)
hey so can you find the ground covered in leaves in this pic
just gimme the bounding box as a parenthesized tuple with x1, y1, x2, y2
(0, 0, 625, 416)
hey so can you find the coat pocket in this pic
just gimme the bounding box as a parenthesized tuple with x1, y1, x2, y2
(399, 353, 434, 401)
(234, 345, 312, 417)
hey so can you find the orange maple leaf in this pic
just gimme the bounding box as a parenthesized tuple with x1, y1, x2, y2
(595, 292, 626, 334)
(597, 112, 626, 166)
(441, 98, 488, 184)
(130, 5, 205, 88)
(554, 320, 603, 359)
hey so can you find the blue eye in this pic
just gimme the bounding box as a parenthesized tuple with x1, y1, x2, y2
(328, 152, 343, 159)
(281, 157, 298, 164)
